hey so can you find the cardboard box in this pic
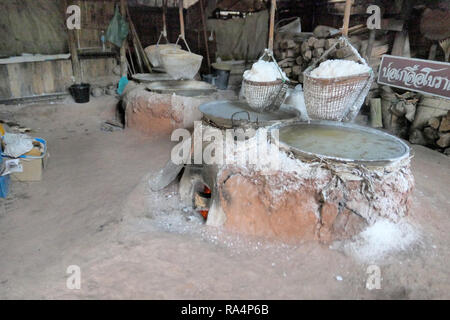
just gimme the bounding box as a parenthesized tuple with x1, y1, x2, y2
(11, 139, 48, 182)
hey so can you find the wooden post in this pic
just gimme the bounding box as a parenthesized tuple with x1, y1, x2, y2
(369, 98, 383, 128)
(63, 0, 82, 83)
(120, 0, 127, 77)
(162, 0, 168, 40)
(179, 0, 185, 39)
(365, 29, 376, 62)
(199, 0, 211, 73)
(342, 0, 353, 37)
(268, 0, 276, 51)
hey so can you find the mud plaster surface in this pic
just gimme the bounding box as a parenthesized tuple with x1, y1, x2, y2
(0, 97, 449, 299)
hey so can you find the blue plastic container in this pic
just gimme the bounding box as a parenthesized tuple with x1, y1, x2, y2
(0, 174, 10, 198)
(0, 143, 10, 198)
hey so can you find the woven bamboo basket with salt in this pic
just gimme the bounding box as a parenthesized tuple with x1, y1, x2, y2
(303, 37, 374, 121)
(241, 49, 289, 112)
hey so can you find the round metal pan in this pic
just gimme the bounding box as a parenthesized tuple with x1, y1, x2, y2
(146, 80, 217, 97)
(132, 73, 174, 82)
(199, 100, 300, 129)
(270, 120, 410, 166)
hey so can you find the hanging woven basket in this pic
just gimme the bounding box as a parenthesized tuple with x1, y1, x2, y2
(241, 49, 289, 112)
(303, 37, 374, 121)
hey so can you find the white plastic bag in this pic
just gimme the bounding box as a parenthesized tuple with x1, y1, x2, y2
(2, 133, 34, 158)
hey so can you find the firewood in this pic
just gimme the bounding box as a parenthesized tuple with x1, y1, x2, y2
(298, 73, 304, 83)
(404, 103, 416, 122)
(437, 133, 450, 148)
(391, 101, 406, 117)
(324, 38, 338, 50)
(281, 39, 296, 49)
(313, 39, 326, 49)
(292, 65, 302, 76)
(303, 50, 312, 61)
(313, 25, 339, 38)
(428, 117, 441, 129)
(278, 58, 295, 67)
(409, 129, 427, 146)
(335, 46, 354, 58)
(371, 44, 390, 58)
(307, 37, 317, 47)
(423, 127, 439, 142)
(439, 115, 450, 132)
(295, 56, 303, 65)
(286, 49, 296, 57)
(369, 98, 383, 128)
(301, 42, 310, 53)
(313, 47, 324, 57)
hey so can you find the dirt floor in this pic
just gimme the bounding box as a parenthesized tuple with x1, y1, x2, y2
(0, 96, 449, 299)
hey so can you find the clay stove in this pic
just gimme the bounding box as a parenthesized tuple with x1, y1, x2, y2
(173, 101, 413, 243)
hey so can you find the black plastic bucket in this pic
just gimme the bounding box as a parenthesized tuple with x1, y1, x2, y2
(212, 64, 231, 90)
(202, 74, 218, 85)
(69, 83, 91, 103)
(214, 69, 230, 90)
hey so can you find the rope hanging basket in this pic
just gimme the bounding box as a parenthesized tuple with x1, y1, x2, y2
(160, 35, 203, 80)
(303, 37, 374, 121)
(241, 49, 289, 112)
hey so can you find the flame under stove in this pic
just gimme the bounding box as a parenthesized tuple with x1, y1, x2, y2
(179, 164, 218, 223)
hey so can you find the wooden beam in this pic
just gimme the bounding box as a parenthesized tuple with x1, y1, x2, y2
(63, 0, 82, 83)
(199, 0, 211, 73)
(120, 0, 127, 77)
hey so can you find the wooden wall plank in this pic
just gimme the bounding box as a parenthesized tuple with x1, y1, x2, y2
(0, 66, 12, 99)
(32, 62, 45, 95)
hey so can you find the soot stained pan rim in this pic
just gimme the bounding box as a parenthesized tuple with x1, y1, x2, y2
(146, 80, 217, 96)
(199, 100, 300, 128)
(270, 120, 410, 167)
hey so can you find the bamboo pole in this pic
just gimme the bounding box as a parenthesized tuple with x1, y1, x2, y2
(268, 0, 276, 51)
(199, 0, 211, 73)
(179, 0, 185, 39)
(342, 0, 353, 37)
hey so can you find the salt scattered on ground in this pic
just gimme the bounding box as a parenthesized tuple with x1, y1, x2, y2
(243, 60, 287, 82)
(341, 218, 421, 263)
(310, 59, 371, 78)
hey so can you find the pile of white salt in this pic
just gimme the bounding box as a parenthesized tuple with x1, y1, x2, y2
(243, 60, 287, 82)
(310, 59, 370, 78)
